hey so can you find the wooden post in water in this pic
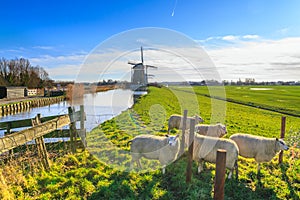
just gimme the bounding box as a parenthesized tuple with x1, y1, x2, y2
(68, 107, 77, 153)
(186, 118, 195, 183)
(279, 116, 286, 164)
(214, 149, 227, 200)
(32, 114, 50, 170)
(180, 110, 188, 155)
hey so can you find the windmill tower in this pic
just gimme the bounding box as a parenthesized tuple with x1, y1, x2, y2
(128, 47, 157, 90)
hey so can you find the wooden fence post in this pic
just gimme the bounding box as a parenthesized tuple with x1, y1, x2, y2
(80, 105, 86, 149)
(68, 107, 77, 153)
(214, 149, 227, 200)
(186, 118, 195, 183)
(279, 116, 286, 164)
(32, 114, 50, 170)
(6, 122, 13, 158)
(180, 110, 188, 155)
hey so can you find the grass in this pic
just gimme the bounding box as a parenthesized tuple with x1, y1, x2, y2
(183, 85, 300, 117)
(0, 85, 299, 199)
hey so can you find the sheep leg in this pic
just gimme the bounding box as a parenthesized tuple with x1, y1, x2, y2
(227, 160, 238, 180)
(198, 160, 204, 173)
(162, 165, 166, 174)
(235, 160, 239, 180)
(228, 169, 233, 179)
(130, 160, 134, 170)
(136, 159, 142, 169)
(257, 163, 261, 177)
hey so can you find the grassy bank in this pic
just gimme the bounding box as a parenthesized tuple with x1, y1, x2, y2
(1, 86, 299, 199)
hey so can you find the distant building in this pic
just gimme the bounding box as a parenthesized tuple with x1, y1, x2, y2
(245, 78, 255, 85)
(27, 88, 45, 96)
(0, 86, 7, 99)
(6, 87, 27, 99)
(27, 88, 38, 96)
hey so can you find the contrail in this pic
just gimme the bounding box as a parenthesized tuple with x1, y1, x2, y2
(171, 0, 178, 17)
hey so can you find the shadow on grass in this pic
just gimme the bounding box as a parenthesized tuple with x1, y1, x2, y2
(226, 178, 280, 200)
(233, 170, 281, 200)
(280, 162, 299, 200)
(87, 169, 173, 200)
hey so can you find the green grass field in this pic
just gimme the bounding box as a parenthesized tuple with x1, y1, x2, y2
(1, 86, 299, 199)
(189, 85, 300, 117)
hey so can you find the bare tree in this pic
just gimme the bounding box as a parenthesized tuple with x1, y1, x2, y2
(0, 57, 53, 88)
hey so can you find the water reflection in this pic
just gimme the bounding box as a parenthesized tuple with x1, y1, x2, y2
(83, 89, 133, 131)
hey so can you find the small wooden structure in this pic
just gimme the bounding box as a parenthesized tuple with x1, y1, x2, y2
(0, 86, 27, 99)
(6, 87, 27, 99)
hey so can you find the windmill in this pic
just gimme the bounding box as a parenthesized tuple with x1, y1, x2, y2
(128, 47, 157, 90)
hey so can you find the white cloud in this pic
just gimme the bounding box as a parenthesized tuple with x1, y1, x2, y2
(29, 53, 87, 80)
(206, 37, 300, 81)
(242, 35, 260, 39)
(222, 35, 239, 41)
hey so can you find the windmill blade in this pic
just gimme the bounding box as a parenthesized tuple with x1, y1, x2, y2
(141, 46, 144, 64)
(145, 65, 158, 69)
(128, 61, 139, 65)
(128, 61, 143, 66)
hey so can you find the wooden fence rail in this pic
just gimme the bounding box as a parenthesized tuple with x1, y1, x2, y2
(0, 114, 66, 130)
(0, 115, 70, 154)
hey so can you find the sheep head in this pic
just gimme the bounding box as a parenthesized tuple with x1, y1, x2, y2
(166, 134, 179, 146)
(276, 138, 289, 151)
(194, 115, 204, 123)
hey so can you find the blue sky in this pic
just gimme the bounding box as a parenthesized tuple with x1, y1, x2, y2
(1, 0, 300, 82)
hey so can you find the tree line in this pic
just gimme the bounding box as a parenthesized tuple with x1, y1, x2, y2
(0, 57, 53, 88)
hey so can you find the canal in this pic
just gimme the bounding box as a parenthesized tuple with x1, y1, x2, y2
(0, 89, 134, 136)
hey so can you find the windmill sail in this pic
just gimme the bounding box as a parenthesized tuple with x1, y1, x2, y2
(141, 46, 144, 64)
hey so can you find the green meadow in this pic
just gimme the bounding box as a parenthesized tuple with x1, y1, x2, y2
(1, 86, 299, 199)
(191, 85, 300, 117)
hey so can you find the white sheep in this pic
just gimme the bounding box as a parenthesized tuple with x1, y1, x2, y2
(129, 134, 180, 174)
(195, 123, 227, 138)
(229, 133, 289, 174)
(187, 133, 239, 179)
(168, 114, 204, 133)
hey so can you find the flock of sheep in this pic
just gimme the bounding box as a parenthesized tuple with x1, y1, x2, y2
(128, 114, 289, 179)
